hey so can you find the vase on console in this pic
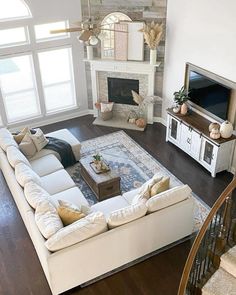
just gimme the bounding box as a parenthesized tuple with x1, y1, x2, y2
(173, 86, 190, 116)
(220, 120, 233, 138)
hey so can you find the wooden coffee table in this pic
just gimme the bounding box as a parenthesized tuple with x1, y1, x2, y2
(80, 155, 121, 201)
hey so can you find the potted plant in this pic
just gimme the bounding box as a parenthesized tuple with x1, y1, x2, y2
(173, 86, 190, 115)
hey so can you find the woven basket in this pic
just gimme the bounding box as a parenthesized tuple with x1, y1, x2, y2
(100, 111, 113, 121)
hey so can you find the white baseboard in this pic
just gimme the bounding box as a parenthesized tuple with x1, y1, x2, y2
(9, 109, 91, 132)
(229, 166, 235, 176)
(153, 117, 166, 126)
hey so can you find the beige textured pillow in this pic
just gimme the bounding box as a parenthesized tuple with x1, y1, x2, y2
(13, 127, 30, 144)
(45, 212, 107, 251)
(132, 175, 163, 205)
(150, 177, 170, 197)
(57, 200, 86, 226)
(30, 128, 49, 152)
(7, 146, 31, 168)
(19, 132, 37, 158)
(35, 200, 63, 239)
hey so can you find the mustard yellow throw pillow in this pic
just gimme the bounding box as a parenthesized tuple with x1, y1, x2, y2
(14, 127, 30, 144)
(150, 177, 170, 197)
(57, 200, 85, 226)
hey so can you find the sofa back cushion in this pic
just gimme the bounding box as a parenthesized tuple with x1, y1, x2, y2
(7, 146, 31, 168)
(35, 200, 63, 239)
(146, 185, 192, 213)
(24, 181, 50, 209)
(0, 128, 18, 151)
(15, 162, 42, 187)
(107, 202, 147, 229)
(45, 212, 107, 251)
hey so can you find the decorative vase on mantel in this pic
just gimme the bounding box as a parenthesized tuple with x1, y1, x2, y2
(150, 49, 157, 65)
(86, 45, 93, 60)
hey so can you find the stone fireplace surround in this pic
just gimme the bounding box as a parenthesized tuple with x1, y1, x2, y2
(86, 58, 161, 124)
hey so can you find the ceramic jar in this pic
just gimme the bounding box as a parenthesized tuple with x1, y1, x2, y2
(173, 105, 181, 114)
(180, 103, 188, 115)
(220, 121, 233, 138)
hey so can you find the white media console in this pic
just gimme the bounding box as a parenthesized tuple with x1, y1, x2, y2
(166, 109, 236, 177)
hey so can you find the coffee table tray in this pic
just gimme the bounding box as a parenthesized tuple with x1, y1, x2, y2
(90, 161, 110, 174)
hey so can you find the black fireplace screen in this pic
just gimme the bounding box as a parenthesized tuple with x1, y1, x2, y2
(107, 77, 139, 105)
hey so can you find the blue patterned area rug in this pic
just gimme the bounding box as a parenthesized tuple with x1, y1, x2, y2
(66, 130, 209, 231)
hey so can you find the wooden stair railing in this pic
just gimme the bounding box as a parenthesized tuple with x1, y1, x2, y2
(178, 177, 236, 295)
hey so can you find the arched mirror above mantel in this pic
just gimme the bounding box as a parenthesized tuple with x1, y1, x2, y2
(100, 12, 131, 59)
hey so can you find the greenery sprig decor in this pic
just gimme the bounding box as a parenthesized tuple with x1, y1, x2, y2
(173, 86, 190, 105)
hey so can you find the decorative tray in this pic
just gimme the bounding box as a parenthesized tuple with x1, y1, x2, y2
(90, 161, 110, 174)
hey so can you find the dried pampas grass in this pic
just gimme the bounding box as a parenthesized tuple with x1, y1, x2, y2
(140, 21, 163, 50)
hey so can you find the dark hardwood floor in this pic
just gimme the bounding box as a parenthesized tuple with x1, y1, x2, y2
(0, 115, 233, 295)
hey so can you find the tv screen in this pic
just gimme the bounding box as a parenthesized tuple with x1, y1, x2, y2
(188, 71, 231, 120)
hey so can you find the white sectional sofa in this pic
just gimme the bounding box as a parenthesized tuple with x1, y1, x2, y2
(0, 128, 195, 295)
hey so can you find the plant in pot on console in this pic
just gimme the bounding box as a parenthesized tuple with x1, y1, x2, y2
(173, 86, 190, 115)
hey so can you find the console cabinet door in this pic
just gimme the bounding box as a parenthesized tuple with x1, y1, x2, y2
(190, 130, 202, 160)
(180, 123, 191, 154)
(200, 138, 218, 173)
(167, 115, 181, 144)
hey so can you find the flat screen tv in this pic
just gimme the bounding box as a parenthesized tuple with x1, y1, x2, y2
(186, 66, 232, 121)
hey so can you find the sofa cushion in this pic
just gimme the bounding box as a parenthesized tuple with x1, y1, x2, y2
(29, 148, 60, 162)
(15, 162, 42, 187)
(35, 200, 63, 239)
(51, 187, 89, 208)
(107, 202, 147, 229)
(91, 195, 129, 217)
(7, 146, 31, 168)
(122, 188, 140, 204)
(30, 128, 49, 152)
(13, 127, 29, 144)
(30, 154, 63, 177)
(40, 169, 75, 195)
(57, 200, 86, 226)
(0, 128, 18, 151)
(150, 176, 170, 197)
(45, 212, 107, 251)
(19, 132, 37, 158)
(146, 184, 192, 213)
(24, 181, 51, 209)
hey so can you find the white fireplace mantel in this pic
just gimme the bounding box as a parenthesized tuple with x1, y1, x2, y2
(85, 58, 161, 124)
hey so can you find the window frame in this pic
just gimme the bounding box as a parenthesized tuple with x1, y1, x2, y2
(0, 0, 32, 23)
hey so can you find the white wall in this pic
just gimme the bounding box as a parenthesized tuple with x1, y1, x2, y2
(163, 0, 236, 172)
(162, 0, 236, 119)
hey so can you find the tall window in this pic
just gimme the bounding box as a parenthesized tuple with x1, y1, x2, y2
(0, 55, 40, 122)
(101, 12, 131, 59)
(38, 48, 76, 113)
(0, 1, 78, 126)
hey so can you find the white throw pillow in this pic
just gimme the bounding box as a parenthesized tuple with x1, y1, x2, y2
(15, 162, 42, 187)
(107, 202, 147, 229)
(19, 132, 37, 158)
(35, 200, 63, 239)
(132, 174, 163, 205)
(30, 128, 49, 152)
(146, 185, 192, 213)
(45, 212, 107, 251)
(7, 146, 31, 168)
(24, 181, 50, 209)
(0, 128, 18, 151)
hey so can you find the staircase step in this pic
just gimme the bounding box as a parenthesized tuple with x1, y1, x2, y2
(202, 267, 236, 295)
(220, 246, 236, 278)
